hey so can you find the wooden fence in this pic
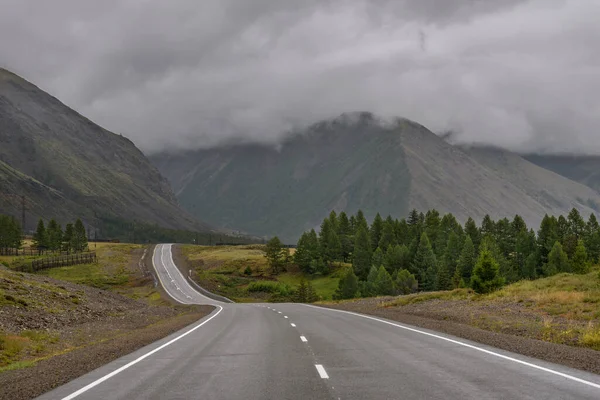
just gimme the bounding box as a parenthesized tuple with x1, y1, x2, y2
(14, 252, 97, 273)
(0, 248, 41, 256)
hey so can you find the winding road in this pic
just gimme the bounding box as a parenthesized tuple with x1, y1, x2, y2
(38, 244, 600, 399)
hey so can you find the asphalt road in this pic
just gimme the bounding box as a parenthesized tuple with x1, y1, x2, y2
(38, 244, 600, 400)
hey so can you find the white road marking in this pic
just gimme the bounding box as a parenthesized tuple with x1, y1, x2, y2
(278, 311, 282, 314)
(284, 316, 288, 319)
(302, 305, 600, 390)
(290, 323, 296, 327)
(315, 364, 329, 379)
(300, 336, 307, 342)
(61, 306, 224, 400)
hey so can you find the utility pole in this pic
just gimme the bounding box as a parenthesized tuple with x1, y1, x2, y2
(21, 195, 25, 234)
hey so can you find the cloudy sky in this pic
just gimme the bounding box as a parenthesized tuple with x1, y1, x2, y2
(1, 0, 599, 154)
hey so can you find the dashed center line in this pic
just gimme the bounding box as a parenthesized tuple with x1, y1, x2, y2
(315, 364, 329, 379)
(290, 323, 296, 327)
(300, 336, 307, 342)
(278, 311, 282, 314)
(284, 316, 288, 319)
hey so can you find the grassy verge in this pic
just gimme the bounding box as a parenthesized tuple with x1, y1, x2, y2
(181, 245, 343, 301)
(370, 268, 600, 351)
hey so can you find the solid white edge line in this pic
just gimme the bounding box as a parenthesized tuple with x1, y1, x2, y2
(290, 323, 296, 327)
(300, 336, 308, 342)
(302, 304, 600, 390)
(61, 306, 224, 400)
(315, 364, 329, 379)
(152, 245, 191, 305)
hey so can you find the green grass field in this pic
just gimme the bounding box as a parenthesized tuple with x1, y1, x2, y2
(181, 245, 344, 301)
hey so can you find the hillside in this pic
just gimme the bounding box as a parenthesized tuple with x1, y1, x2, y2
(524, 153, 600, 193)
(151, 112, 600, 242)
(0, 68, 208, 233)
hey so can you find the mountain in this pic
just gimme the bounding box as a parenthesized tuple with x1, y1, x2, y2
(0, 68, 209, 233)
(151, 112, 600, 242)
(523, 154, 600, 193)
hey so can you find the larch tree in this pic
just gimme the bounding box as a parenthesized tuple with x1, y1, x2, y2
(352, 226, 372, 280)
(471, 249, 504, 294)
(571, 239, 590, 274)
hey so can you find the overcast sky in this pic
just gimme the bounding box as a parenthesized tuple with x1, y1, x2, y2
(1, 0, 599, 154)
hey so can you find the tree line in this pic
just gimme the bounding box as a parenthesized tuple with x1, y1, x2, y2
(32, 218, 89, 253)
(284, 208, 600, 299)
(0, 214, 23, 252)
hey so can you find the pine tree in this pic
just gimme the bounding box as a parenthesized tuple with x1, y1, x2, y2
(411, 232, 437, 291)
(495, 218, 513, 258)
(349, 215, 357, 235)
(442, 232, 462, 274)
(481, 215, 495, 239)
(365, 266, 380, 297)
(294, 233, 313, 273)
(352, 226, 372, 280)
(355, 210, 369, 232)
(394, 218, 409, 246)
(571, 239, 590, 274)
(319, 218, 341, 265)
(567, 208, 586, 239)
(63, 223, 74, 252)
(407, 209, 420, 226)
(337, 211, 353, 261)
(471, 249, 504, 294)
(451, 266, 462, 289)
(545, 241, 570, 276)
(457, 236, 476, 282)
(265, 236, 286, 274)
(557, 215, 569, 243)
(333, 268, 360, 300)
(73, 219, 88, 252)
(46, 219, 63, 252)
(424, 209, 441, 255)
(294, 279, 308, 302)
(464, 217, 481, 252)
(378, 219, 396, 251)
(383, 244, 409, 273)
(585, 214, 600, 263)
(537, 215, 558, 265)
(395, 269, 418, 294)
(481, 236, 515, 283)
(436, 260, 452, 291)
(0, 215, 22, 252)
(33, 219, 48, 252)
(328, 210, 339, 233)
(376, 265, 394, 296)
(523, 252, 539, 280)
(306, 281, 319, 302)
(370, 213, 384, 251)
(372, 247, 384, 268)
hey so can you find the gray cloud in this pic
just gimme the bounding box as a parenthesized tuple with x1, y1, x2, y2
(1, 0, 599, 154)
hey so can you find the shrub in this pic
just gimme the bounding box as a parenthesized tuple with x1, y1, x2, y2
(247, 281, 292, 296)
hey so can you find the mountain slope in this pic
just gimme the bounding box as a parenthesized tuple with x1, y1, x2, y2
(0, 68, 208, 232)
(524, 154, 600, 193)
(152, 112, 600, 242)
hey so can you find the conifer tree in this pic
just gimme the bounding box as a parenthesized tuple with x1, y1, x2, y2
(355, 210, 369, 232)
(435, 260, 452, 291)
(378, 219, 396, 251)
(394, 218, 409, 246)
(376, 265, 394, 295)
(333, 268, 359, 300)
(457, 236, 476, 282)
(295, 233, 313, 273)
(265, 236, 286, 274)
(424, 209, 441, 255)
(63, 223, 74, 252)
(571, 239, 590, 274)
(481, 214, 495, 239)
(372, 247, 384, 268)
(33, 219, 48, 252)
(395, 269, 418, 294)
(73, 219, 88, 252)
(370, 213, 384, 251)
(411, 232, 437, 290)
(352, 226, 372, 280)
(337, 211, 353, 261)
(584, 214, 600, 263)
(365, 266, 380, 297)
(537, 215, 558, 265)
(46, 219, 63, 252)
(544, 241, 570, 276)
(383, 244, 409, 273)
(471, 249, 504, 294)
(464, 217, 481, 252)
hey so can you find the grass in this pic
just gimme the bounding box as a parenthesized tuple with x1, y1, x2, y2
(38, 243, 142, 290)
(373, 267, 600, 351)
(182, 245, 343, 301)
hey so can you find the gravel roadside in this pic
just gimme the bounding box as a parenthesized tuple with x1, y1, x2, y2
(0, 307, 213, 400)
(324, 299, 600, 375)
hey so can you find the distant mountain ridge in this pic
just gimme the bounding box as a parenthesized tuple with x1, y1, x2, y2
(0, 68, 209, 233)
(151, 112, 600, 242)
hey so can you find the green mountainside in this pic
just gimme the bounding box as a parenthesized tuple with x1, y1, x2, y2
(152, 112, 600, 242)
(0, 68, 209, 234)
